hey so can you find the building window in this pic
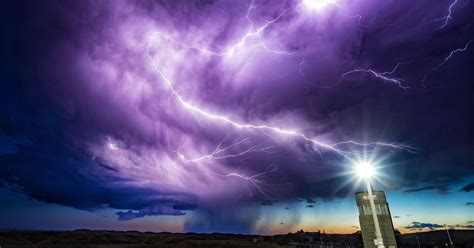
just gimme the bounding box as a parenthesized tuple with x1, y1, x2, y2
(361, 205, 388, 215)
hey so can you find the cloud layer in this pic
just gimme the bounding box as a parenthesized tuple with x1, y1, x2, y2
(1, 0, 474, 232)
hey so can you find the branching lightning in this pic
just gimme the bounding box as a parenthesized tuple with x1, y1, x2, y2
(332, 141, 418, 154)
(337, 62, 410, 89)
(213, 165, 278, 197)
(435, 0, 459, 29)
(421, 40, 472, 87)
(151, 0, 296, 58)
(144, 1, 416, 160)
(226, 2, 297, 58)
(176, 136, 274, 163)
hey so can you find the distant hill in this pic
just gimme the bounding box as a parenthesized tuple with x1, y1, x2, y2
(0, 229, 472, 247)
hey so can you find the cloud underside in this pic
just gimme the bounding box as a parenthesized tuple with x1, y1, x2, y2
(0, 0, 474, 230)
(405, 222, 474, 230)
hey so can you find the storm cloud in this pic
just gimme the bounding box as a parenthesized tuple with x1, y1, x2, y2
(460, 182, 474, 192)
(1, 0, 474, 232)
(405, 222, 443, 230)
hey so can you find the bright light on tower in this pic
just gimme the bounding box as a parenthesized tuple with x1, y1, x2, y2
(352, 159, 385, 248)
(355, 161, 375, 179)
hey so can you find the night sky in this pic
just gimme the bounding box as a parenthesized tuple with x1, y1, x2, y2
(0, 0, 473, 234)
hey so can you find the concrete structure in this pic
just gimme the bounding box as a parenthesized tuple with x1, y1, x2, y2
(355, 191, 397, 248)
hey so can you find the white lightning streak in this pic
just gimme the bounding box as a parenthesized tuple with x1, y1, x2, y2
(332, 141, 417, 154)
(436, 0, 459, 29)
(226, 3, 296, 57)
(147, 36, 415, 156)
(213, 165, 277, 197)
(421, 40, 472, 87)
(152, 1, 295, 58)
(144, 1, 416, 157)
(338, 62, 409, 89)
(177, 136, 274, 163)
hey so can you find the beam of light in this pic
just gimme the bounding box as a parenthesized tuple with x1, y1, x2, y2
(421, 40, 472, 87)
(337, 62, 410, 89)
(435, 0, 459, 29)
(344, 152, 383, 185)
(176, 136, 274, 163)
(354, 161, 375, 179)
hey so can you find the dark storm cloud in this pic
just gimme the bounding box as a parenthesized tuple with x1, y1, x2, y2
(116, 206, 186, 221)
(460, 182, 474, 192)
(1, 0, 474, 231)
(260, 200, 274, 206)
(406, 222, 474, 230)
(405, 222, 443, 230)
(451, 224, 474, 228)
(0, 128, 197, 212)
(403, 185, 450, 194)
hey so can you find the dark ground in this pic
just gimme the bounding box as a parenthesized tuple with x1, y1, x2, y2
(0, 229, 472, 247)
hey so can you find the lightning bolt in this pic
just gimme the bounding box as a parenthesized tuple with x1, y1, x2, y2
(255, 42, 296, 56)
(213, 165, 278, 197)
(332, 141, 417, 154)
(144, 1, 417, 158)
(147, 36, 415, 156)
(435, 0, 459, 29)
(337, 62, 410, 89)
(152, 0, 296, 58)
(226, 2, 296, 57)
(421, 40, 472, 87)
(176, 136, 274, 163)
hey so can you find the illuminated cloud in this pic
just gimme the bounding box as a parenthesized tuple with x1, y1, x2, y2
(0, 0, 473, 232)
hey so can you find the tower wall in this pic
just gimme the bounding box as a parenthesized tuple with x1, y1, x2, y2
(355, 191, 397, 248)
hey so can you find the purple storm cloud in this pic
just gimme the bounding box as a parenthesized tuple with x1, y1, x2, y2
(1, 0, 474, 233)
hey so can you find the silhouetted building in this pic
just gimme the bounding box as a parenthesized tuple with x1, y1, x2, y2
(355, 191, 397, 248)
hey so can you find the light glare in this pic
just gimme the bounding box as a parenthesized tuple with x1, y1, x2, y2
(355, 161, 375, 179)
(303, 0, 337, 11)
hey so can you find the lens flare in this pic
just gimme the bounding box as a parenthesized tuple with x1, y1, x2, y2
(355, 161, 375, 179)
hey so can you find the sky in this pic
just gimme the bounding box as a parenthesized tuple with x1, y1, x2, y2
(0, 0, 473, 234)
